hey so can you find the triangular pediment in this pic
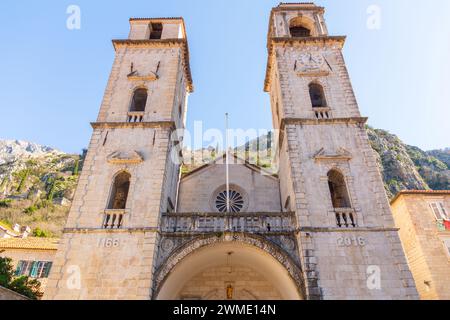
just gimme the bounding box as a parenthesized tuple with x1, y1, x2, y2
(313, 147, 352, 161)
(127, 70, 158, 81)
(107, 150, 144, 164)
(182, 151, 278, 181)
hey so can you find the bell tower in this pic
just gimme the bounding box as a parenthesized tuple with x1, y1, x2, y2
(265, 3, 418, 299)
(44, 18, 193, 300)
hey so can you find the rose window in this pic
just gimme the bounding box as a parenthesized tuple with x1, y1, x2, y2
(215, 190, 244, 213)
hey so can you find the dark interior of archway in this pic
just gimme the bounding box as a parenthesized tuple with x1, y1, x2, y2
(290, 26, 311, 37)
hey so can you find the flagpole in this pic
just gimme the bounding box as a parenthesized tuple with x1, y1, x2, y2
(225, 113, 230, 213)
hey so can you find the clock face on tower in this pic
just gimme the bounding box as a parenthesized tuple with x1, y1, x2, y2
(298, 53, 325, 69)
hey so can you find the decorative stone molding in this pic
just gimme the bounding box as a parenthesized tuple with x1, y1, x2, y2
(281, 117, 368, 128)
(127, 70, 158, 82)
(107, 150, 144, 165)
(112, 39, 193, 92)
(153, 232, 306, 299)
(313, 147, 352, 162)
(297, 70, 330, 77)
(91, 121, 175, 130)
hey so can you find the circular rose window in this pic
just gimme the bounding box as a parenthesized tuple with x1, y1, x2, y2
(215, 190, 244, 213)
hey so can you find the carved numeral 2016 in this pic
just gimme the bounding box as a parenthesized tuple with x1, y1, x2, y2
(98, 238, 120, 248)
(337, 236, 366, 247)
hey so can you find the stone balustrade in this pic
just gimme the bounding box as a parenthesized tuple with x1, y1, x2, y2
(103, 209, 126, 229)
(335, 208, 357, 228)
(127, 111, 144, 123)
(313, 107, 331, 119)
(160, 212, 297, 234)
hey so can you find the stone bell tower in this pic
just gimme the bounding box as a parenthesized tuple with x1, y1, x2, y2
(44, 18, 193, 300)
(265, 3, 418, 299)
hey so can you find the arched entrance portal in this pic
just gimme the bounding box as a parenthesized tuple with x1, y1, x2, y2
(156, 239, 303, 300)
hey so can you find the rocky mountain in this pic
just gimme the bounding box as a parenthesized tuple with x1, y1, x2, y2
(0, 140, 58, 161)
(0, 140, 84, 237)
(427, 148, 450, 168)
(367, 127, 449, 197)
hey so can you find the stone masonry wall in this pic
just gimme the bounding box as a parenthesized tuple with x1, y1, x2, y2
(391, 194, 450, 300)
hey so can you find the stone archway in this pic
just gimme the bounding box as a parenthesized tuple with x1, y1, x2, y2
(154, 233, 305, 300)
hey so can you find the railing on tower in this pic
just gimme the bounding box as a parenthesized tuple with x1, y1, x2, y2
(103, 209, 126, 229)
(334, 208, 357, 228)
(313, 107, 332, 120)
(160, 212, 297, 234)
(127, 111, 145, 123)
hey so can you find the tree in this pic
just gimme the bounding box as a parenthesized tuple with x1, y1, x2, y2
(0, 253, 13, 287)
(73, 159, 80, 176)
(0, 176, 8, 192)
(9, 276, 43, 300)
(16, 169, 30, 193)
(0, 253, 43, 299)
(47, 178, 57, 202)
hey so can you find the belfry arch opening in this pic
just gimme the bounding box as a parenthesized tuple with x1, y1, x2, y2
(309, 83, 327, 108)
(156, 241, 303, 300)
(289, 17, 314, 37)
(327, 169, 351, 209)
(107, 171, 131, 210)
(130, 88, 148, 112)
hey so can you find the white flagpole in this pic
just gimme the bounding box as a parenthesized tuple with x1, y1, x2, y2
(225, 113, 230, 213)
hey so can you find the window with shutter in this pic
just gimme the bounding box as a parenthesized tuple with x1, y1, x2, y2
(30, 261, 39, 278)
(439, 203, 449, 220)
(42, 262, 53, 278)
(15, 261, 25, 276)
(20, 261, 32, 276)
(430, 202, 449, 220)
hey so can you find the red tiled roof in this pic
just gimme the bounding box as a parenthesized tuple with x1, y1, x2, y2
(0, 237, 59, 251)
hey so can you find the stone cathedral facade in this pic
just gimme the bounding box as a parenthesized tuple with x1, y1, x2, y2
(44, 3, 418, 300)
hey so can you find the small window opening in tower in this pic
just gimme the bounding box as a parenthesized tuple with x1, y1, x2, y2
(327, 170, 351, 209)
(290, 25, 311, 37)
(150, 23, 163, 39)
(309, 83, 327, 108)
(108, 172, 131, 210)
(130, 88, 148, 112)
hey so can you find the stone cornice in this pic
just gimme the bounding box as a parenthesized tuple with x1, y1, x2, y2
(91, 121, 175, 130)
(112, 39, 193, 93)
(63, 227, 158, 234)
(281, 117, 368, 130)
(264, 36, 346, 92)
(273, 5, 325, 13)
(298, 227, 400, 233)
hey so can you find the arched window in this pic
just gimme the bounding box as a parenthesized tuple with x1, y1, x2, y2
(327, 170, 351, 209)
(309, 83, 327, 108)
(107, 172, 131, 210)
(290, 25, 311, 37)
(289, 17, 312, 38)
(130, 88, 148, 112)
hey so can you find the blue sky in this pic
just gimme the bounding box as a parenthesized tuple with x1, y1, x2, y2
(0, 0, 448, 153)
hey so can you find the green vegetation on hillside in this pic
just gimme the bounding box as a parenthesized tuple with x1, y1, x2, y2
(0, 149, 85, 237)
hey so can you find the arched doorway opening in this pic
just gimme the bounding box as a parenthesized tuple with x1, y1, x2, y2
(156, 240, 303, 300)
